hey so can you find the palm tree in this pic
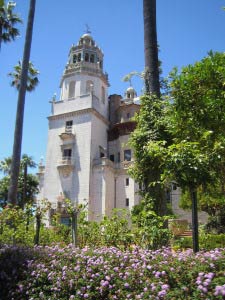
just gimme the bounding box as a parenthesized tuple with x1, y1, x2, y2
(0, 1, 22, 49)
(8, 0, 36, 206)
(142, 0, 167, 217)
(20, 154, 36, 209)
(8, 60, 39, 91)
(0, 156, 12, 175)
(143, 0, 160, 97)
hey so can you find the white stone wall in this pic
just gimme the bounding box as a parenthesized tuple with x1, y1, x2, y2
(90, 161, 115, 221)
(53, 95, 92, 115)
(89, 113, 109, 219)
(108, 134, 140, 211)
(61, 73, 108, 103)
(104, 165, 115, 215)
(108, 135, 134, 163)
(90, 114, 108, 160)
(43, 111, 92, 207)
(90, 165, 104, 221)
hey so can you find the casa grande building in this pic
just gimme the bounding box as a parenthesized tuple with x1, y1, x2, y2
(37, 33, 207, 225)
(37, 33, 141, 223)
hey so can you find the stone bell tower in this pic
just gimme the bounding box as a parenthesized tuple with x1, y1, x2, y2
(40, 32, 110, 219)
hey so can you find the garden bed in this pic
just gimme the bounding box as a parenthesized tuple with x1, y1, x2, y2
(0, 245, 225, 299)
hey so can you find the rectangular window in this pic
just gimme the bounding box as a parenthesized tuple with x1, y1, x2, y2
(125, 198, 129, 207)
(110, 154, 115, 162)
(124, 149, 131, 161)
(65, 120, 73, 132)
(63, 148, 72, 158)
(118, 152, 120, 162)
(126, 178, 129, 186)
(99, 146, 105, 158)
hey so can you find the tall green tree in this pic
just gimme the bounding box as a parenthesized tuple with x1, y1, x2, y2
(0, 173, 39, 208)
(8, 0, 36, 206)
(129, 1, 167, 217)
(143, 0, 160, 96)
(0, 155, 38, 208)
(129, 94, 170, 216)
(162, 51, 225, 251)
(0, 1, 22, 49)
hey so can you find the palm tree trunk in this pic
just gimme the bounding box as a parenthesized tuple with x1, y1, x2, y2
(8, 0, 36, 205)
(22, 163, 27, 209)
(143, 0, 160, 97)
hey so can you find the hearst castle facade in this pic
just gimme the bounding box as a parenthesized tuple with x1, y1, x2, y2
(37, 32, 141, 223)
(37, 32, 205, 224)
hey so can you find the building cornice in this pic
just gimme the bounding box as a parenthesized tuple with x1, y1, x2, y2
(48, 107, 109, 126)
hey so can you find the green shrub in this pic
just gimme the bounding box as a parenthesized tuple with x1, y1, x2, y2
(172, 234, 225, 250)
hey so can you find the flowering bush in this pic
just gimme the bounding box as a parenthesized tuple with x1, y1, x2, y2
(0, 245, 225, 299)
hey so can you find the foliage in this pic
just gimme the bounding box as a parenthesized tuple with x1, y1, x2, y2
(100, 209, 133, 248)
(0, 205, 35, 246)
(172, 234, 225, 251)
(164, 51, 225, 190)
(1, 244, 225, 300)
(0, 173, 39, 208)
(0, 154, 38, 208)
(0, 204, 170, 250)
(0, 1, 22, 49)
(77, 212, 102, 248)
(8, 60, 39, 91)
(132, 201, 171, 249)
(129, 93, 170, 215)
(78, 209, 134, 249)
(0, 156, 12, 174)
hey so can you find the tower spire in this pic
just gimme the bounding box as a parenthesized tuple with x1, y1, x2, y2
(85, 24, 91, 34)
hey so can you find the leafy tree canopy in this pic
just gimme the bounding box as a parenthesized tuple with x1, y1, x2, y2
(0, 155, 38, 208)
(0, 173, 38, 208)
(164, 51, 225, 189)
(129, 52, 225, 218)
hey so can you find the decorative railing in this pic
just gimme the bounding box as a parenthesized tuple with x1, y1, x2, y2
(57, 156, 74, 166)
(65, 126, 72, 133)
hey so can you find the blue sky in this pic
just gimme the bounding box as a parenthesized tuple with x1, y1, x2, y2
(0, 0, 224, 174)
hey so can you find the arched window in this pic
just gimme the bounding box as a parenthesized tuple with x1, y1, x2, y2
(90, 54, 94, 63)
(85, 53, 89, 62)
(68, 81, 75, 99)
(86, 80, 94, 93)
(77, 53, 81, 62)
(73, 55, 77, 63)
(101, 86, 105, 103)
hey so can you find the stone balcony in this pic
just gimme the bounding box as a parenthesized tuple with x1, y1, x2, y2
(59, 127, 75, 141)
(92, 157, 134, 170)
(57, 156, 74, 177)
